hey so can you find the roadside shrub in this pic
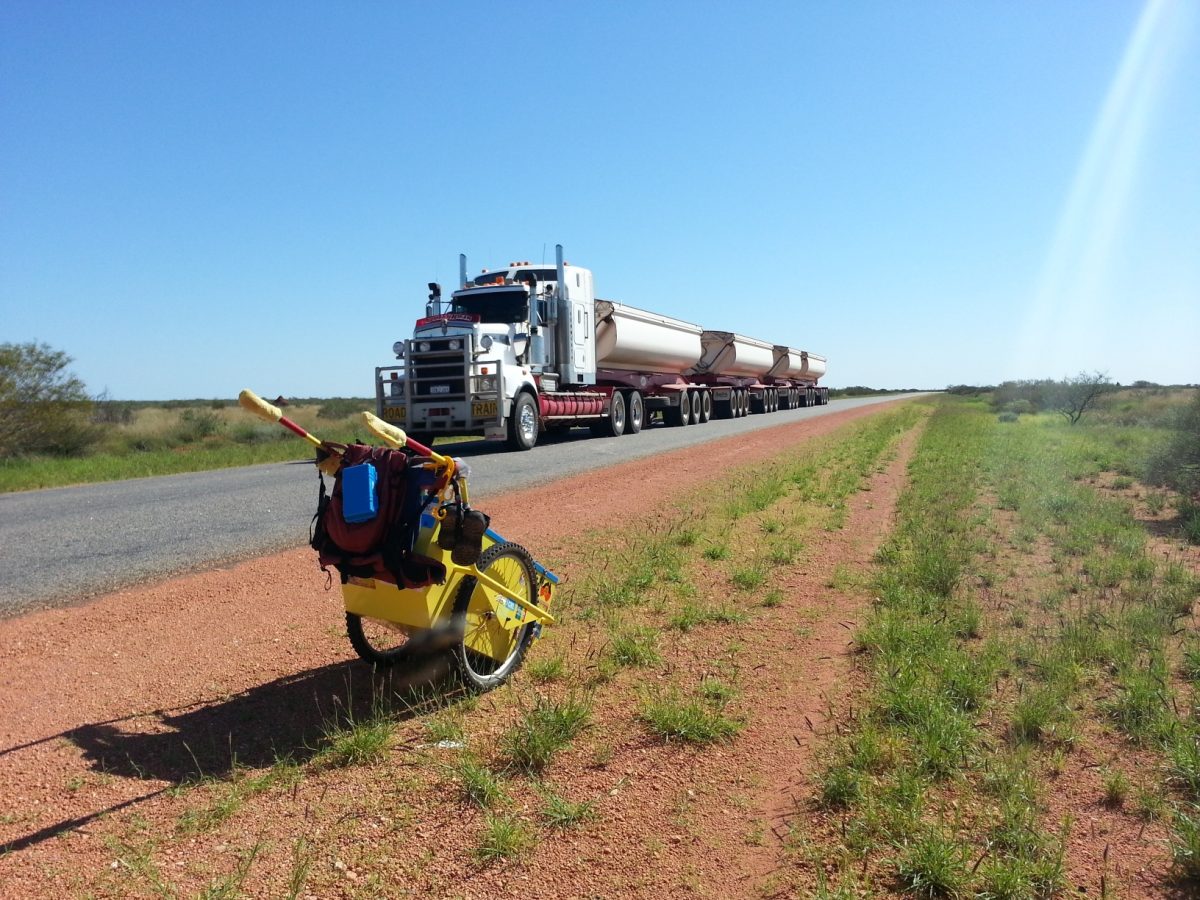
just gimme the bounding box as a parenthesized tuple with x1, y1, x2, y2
(0, 342, 100, 457)
(1145, 391, 1200, 500)
(317, 397, 372, 420)
(175, 409, 224, 443)
(92, 399, 135, 425)
(230, 421, 285, 445)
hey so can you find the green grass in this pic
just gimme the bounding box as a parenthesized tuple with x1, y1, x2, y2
(315, 715, 393, 769)
(0, 400, 474, 493)
(638, 689, 743, 744)
(176, 760, 300, 834)
(730, 565, 766, 590)
(474, 813, 535, 862)
(452, 754, 506, 808)
(525, 653, 568, 684)
(609, 626, 661, 668)
(501, 695, 592, 774)
(538, 787, 598, 828)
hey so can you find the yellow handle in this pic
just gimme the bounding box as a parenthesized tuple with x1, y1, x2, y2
(238, 389, 282, 423)
(239, 388, 323, 450)
(361, 411, 456, 481)
(360, 411, 407, 449)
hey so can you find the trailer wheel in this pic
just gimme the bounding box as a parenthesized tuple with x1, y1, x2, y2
(770, 389, 779, 412)
(700, 391, 712, 422)
(741, 390, 750, 417)
(507, 392, 539, 451)
(451, 542, 539, 691)
(625, 391, 643, 434)
(688, 391, 702, 425)
(593, 390, 626, 437)
(346, 613, 416, 667)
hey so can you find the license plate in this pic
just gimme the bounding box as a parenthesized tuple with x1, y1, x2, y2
(384, 405, 406, 421)
(430, 384, 451, 395)
(472, 401, 497, 418)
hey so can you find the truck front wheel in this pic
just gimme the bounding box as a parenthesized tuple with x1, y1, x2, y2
(507, 392, 539, 451)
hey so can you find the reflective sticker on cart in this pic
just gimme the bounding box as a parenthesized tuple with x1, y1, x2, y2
(501, 598, 525, 621)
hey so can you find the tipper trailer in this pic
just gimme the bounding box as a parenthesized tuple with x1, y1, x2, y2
(376, 245, 828, 451)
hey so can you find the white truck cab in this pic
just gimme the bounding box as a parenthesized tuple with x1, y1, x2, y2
(377, 247, 599, 450)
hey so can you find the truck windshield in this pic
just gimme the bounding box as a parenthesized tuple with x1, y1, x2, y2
(451, 287, 528, 324)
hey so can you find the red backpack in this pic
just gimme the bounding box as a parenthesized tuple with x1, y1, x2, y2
(309, 444, 445, 589)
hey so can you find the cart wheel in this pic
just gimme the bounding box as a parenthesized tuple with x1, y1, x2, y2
(451, 541, 540, 691)
(346, 613, 415, 667)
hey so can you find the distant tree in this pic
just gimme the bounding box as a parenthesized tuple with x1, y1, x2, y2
(0, 342, 98, 456)
(1048, 371, 1114, 425)
(990, 379, 1056, 412)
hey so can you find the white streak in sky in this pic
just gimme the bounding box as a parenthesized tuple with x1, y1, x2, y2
(1015, 0, 1194, 377)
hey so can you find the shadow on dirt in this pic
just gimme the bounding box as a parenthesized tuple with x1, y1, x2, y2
(64, 657, 464, 783)
(1, 654, 470, 854)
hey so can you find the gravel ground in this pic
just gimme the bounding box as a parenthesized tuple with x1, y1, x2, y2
(0, 399, 913, 898)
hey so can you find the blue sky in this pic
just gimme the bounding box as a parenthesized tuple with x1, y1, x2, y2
(2, 1, 1197, 398)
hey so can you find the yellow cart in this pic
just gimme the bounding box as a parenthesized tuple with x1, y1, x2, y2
(238, 391, 556, 691)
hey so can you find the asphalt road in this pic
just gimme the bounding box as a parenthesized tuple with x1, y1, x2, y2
(0, 394, 926, 616)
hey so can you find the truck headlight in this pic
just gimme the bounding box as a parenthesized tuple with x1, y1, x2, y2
(478, 375, 496, 393)
(418, 341, 431, 353)
(390, 381, 402, 397)
(392, 341, 405, 358)
(448, 339, 461, 351)
(479, 334, 493, 352)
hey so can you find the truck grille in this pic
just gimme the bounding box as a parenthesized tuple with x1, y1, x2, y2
(410, 339, 466, 400)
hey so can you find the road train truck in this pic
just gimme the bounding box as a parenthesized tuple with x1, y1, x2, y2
(375, 245, 828, 451)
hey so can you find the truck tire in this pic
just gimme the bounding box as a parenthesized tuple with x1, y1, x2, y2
(739, 390, 749, 417)
(625, 391, 644, 434)
(700, 391, 712, 422)
(593, 390, 626, 437)
(678, 390, 692, 426)
(507, 392, 539, 451)
(688, 390, 702, 425)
